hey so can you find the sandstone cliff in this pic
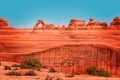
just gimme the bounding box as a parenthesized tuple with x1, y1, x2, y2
(1, 44, 119, 76)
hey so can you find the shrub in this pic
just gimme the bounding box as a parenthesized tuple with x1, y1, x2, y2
(66, 74, 75, 78)
(24, 70, 36, 76)
(6, 71, 21, 76)
(45, 75, 54, 80)
(86, 66, 97, 75)
(21, 58, 42, 70)
(49, 68, 57, 73)
(86, 66, 111, 77)
(96, 68, 111, 77)
(12, 64, 20, 67)
(4, 65, 11, 70)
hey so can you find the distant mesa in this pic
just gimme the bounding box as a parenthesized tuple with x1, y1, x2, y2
(0, 18, 14, 30)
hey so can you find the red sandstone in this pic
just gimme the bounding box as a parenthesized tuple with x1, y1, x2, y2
(0, 17, 120, 77)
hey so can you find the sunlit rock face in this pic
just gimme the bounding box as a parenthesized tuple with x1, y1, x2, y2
(7, 44, 119, 76)
(33, 20, 55, 31)
(32, 44, 119, 76)
(0, 18, 14, 29)
(68, 19, 86, 29)
(87, 18, 108, 30)
(0, 43, 6, 52)
(0, 18, 8, 28)
(110, 17, 120, 30)
(0, 17, 120, 77)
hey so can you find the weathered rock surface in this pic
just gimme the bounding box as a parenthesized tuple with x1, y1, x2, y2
(110, 17, 120, 29)
(0, 17, 120, 77)
(87, 18, 108, 30)
(0, 18, 14, 29)
(68, 19, 86, 29)
(33, 20, 55, 31)
(1, 44, 120, 76)
(33, 17, 120, 31)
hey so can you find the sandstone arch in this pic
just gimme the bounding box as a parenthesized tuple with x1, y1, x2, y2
(33, 20, 55, 31)
(33, 20, 45, 30)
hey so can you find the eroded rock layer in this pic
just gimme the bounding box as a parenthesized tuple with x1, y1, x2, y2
(1, 44, 119, 76)
(0, 18, 15, 29)
(110, 17, 120, 29)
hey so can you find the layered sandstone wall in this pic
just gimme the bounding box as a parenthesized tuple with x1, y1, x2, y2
(2, 44, 119, 76)
(68, 19, 86, 29)
(28, 44, 120, 76)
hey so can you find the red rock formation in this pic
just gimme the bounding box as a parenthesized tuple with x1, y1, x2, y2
(33, 20, 55, 31)
(87, 18, 108, 30)
(0, 17, 120, 77)
(100, 22, 108, 29)
(68, 19, 86, 29)
(0, 18, 14, 29)
(0, 18, 9, 29)
(1, 44, 119, 76)
(110, 17, 120, 30)
(0, 43, 6, 52)
(33, 20, 45, 30)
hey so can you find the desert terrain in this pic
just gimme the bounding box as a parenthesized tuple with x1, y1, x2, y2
(0, 17, 120, 80)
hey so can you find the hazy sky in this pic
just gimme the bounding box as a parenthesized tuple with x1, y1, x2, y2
(0, 0, 120, 28)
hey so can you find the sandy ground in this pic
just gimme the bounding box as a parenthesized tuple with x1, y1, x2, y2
(0, 62, 120, 80)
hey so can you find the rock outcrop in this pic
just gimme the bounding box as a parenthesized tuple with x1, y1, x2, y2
(0, 29, 120, 77)
(0, 18, 14, 29)
(33, 17, 120, 30)
(2, 44, 119, 76)
(0, 18, 9, 29)
(110, 17, 120, 30)
(33, 20, 55, 31)
(87, 18, 108, 30)
(68, 19, 86, 29)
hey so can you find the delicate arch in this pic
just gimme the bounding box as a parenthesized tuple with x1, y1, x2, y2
(33, 20, 45, 30)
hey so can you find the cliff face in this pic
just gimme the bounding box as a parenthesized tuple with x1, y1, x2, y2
(26, 44, 119, 76)
(2, 44, 119, 76)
